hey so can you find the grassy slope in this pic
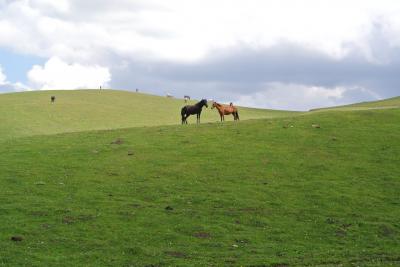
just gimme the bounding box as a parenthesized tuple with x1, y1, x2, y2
(311, 96, 400, 112)
(0, 108, 399, 266)
(0, 90, 298, 140)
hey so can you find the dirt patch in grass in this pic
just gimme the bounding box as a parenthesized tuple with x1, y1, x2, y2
(165, 251, 187, 258)
(235, 238, 250, 244)
(62, 216, 75, 224)
(193, 232, 211, 239)
(270, 263, 289, 267)
(31, 211, 48, 217)
(62, 214, 95, 224)
(335, 228, 347, 237)
(111, 138, 124, 145)
(41, 224, 51, 229)
(379, 225, 396, 238)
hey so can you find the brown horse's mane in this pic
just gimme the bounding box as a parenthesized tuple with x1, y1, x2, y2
(214, 102, 236, 109)
(213, 102, 222, 107)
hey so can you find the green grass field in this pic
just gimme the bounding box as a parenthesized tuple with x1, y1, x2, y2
(0, 90, 399, 266)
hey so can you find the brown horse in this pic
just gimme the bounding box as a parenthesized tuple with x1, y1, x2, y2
(211, 102, 239, 121)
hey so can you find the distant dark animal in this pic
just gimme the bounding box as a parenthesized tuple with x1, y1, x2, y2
(181, 99, 208, 124)
(211, 101, 239, 121)
(184, 95, 191, 103)
(51, 96, 56, 103)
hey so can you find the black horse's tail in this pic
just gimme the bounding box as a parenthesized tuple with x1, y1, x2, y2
(181, 106, 187, 124)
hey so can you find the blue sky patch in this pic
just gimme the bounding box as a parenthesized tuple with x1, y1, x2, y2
(0, 48, 45, 83)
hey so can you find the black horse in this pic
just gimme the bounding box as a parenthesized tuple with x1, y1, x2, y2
(181, 99, 208, 124)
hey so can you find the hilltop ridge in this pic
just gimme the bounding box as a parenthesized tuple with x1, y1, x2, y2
(0, 89, 298, 140)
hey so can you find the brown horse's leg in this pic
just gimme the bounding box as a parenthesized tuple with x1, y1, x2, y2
(218, 111, 223, 122)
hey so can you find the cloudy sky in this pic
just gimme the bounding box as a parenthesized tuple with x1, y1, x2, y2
(0, 0, 399, 110)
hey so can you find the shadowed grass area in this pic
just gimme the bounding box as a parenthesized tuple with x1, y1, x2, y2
(0, 89, 299, 140)
(0, 107, 399, 266)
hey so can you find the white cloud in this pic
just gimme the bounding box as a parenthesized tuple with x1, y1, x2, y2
(0, 66, 6, 85)
(1, 0, 400, 63)
(30, 0, 70, 14)
(235, 83, 379, 111)
(27, 57, 111, 90)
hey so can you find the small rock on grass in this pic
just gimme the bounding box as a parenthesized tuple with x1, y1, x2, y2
(312, 124, 321, 128)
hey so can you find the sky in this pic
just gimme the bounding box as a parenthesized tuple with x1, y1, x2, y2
(0, 0, 400, 110)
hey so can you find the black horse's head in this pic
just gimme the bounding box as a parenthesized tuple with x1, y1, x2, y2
(201, 99, 208, 108)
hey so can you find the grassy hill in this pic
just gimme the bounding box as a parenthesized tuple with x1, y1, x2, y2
(311, 96, 400, 112)
(0, 89, 299, 140)
(0, 104, 399, 266)
(0, 90, 399, 266)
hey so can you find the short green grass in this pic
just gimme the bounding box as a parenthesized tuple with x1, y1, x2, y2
(0, 89, 299, 140)
(0, 106, 399, 266)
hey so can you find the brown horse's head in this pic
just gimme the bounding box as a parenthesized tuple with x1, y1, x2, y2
(211, 101, 219, 109)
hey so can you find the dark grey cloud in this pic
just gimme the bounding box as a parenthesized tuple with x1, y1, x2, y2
(105, 19, 400, 109)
